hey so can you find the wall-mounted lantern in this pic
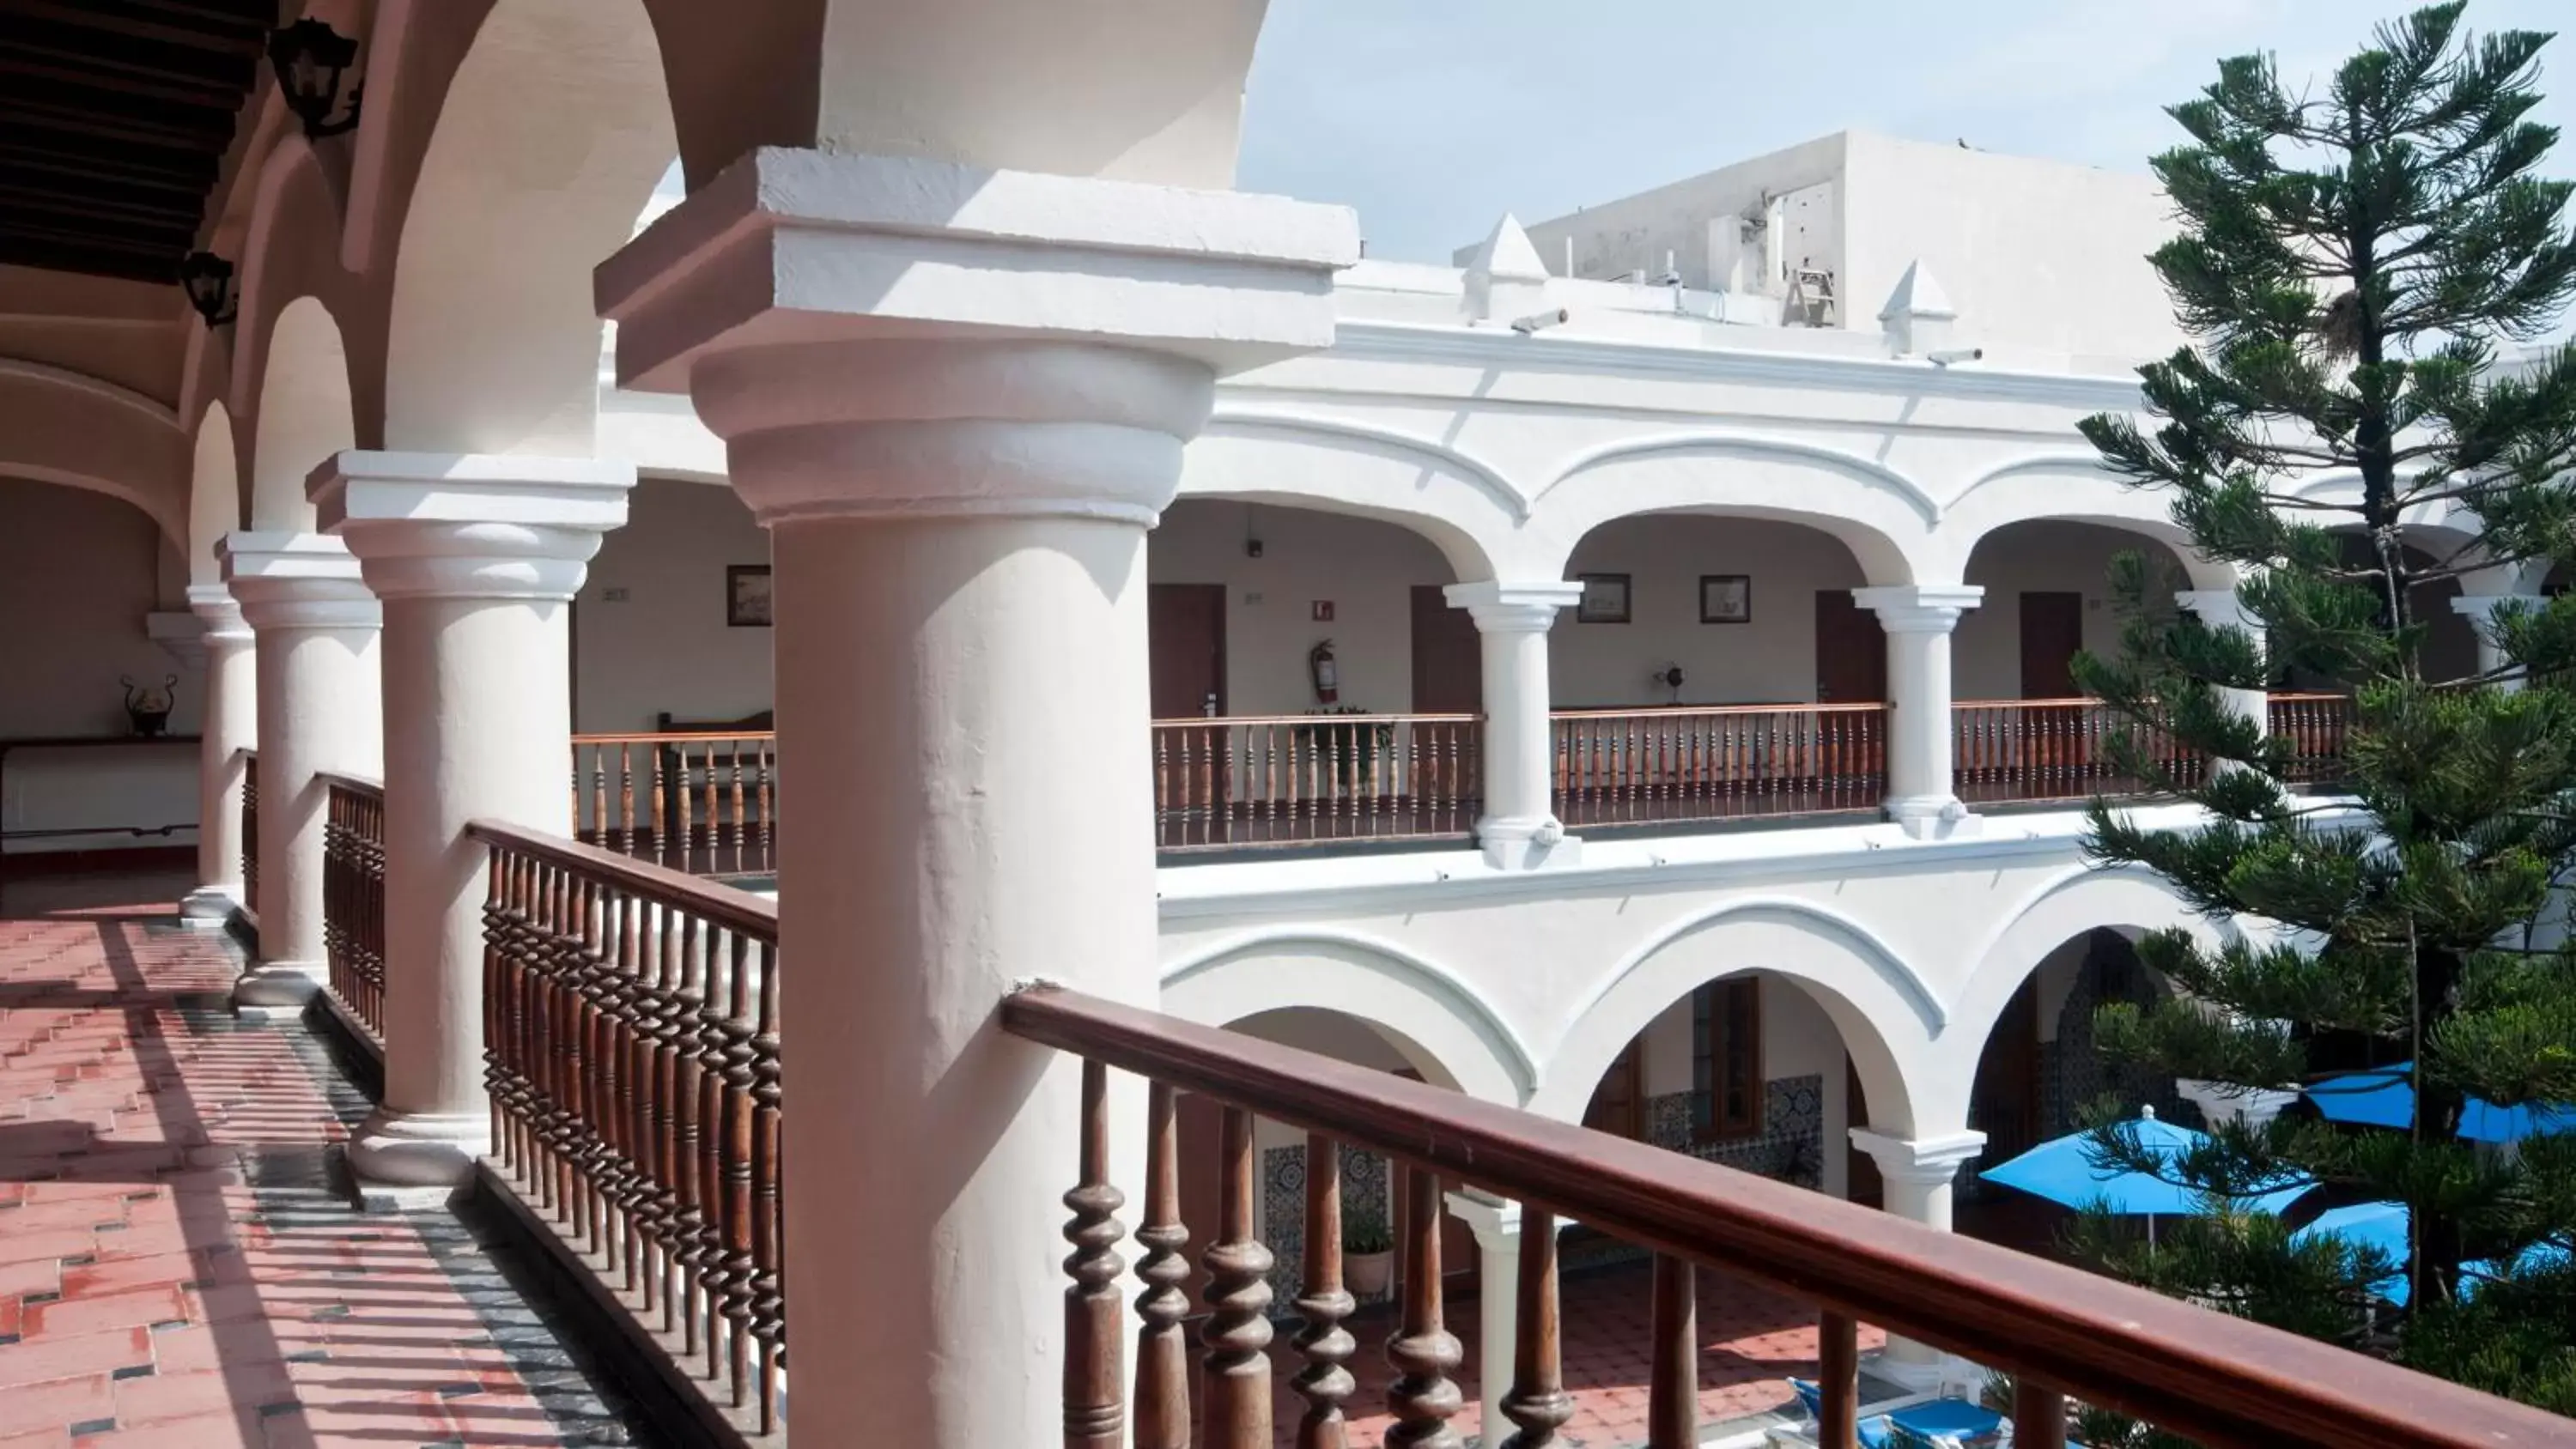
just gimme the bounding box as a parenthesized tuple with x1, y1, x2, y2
(179, 252, 238, 328)
(268, 19, 362, 139)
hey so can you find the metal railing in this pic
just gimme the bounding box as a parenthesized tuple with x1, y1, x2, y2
(1005, 985, 2570, 1449)
(570, 731, 778, 878)
(1151, 713, 1482, 852)
(1552, 703, 1889, 828)
(319, 773, 385, 1040)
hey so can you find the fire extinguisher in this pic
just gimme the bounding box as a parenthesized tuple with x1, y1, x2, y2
(1309, 639, 1340, 705)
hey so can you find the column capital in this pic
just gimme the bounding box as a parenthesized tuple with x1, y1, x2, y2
(184, 583, 252, 644)
(220, 531, 380, 632)
(2174, 1079, 2300, 1130)
(2450, 591, 2549, 624)
(1852, 585, 1982, 634)
(311, 451, 635, 603)
(1443, 1189, 1523, 1249)
(1847, 1127, 1986, 1184)
(1444, 580, 1583, 633)
(595, 149, 1357, 528)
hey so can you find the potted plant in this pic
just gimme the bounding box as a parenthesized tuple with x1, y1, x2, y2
(1341, 1207, 1394, 1297)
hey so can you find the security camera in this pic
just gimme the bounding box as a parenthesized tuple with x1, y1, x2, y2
(1510, 308, 1570, 335)
(1926, 347, 1984, 367)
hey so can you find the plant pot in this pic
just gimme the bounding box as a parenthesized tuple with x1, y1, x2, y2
(1344, 1249, 1394, 1298)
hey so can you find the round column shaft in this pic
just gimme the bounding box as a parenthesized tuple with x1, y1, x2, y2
(1445, 583, 1582, 870)
(2175, 588, 2270, 731)
(181, 585, 257, 926)
(1848, 1127, 1984, 1381)
(319, 452, 634, 1188)
(2451, 592, 2547, 693)
(219, 532, 382, 1016)
(1853, 585, 1981, 840)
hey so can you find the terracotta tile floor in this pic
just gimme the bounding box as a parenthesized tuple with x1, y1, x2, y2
(1261, 1260, 1889, 1448)
(0, 873, 670, 1447)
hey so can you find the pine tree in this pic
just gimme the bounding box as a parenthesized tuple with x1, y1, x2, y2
(2064, 1, 2576, 1421)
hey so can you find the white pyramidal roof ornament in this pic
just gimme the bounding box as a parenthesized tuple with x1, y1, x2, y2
(1466, 212, 1550, 282)
(1876, 258, 1956, 322)
(1463, 213, 1554, 324)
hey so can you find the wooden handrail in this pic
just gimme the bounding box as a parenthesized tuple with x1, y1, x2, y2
(1149, 712, 1481, 727)
(315, 771, 383, 797)
(572, 730, 781, 745)
(464, 819, 778, 939)
(1000, 985, 2567, 1449)
(1548, 700, 1886, 719)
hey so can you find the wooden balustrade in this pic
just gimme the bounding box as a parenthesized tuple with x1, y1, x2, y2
(1552, 704, 1887, 827)
(319, 774, 386, 1040)
(570, 732, 778, 878)
(1003, 985, 2567, 1449)
(2269, 692, 2354, 785)
(471, 822, 784, 1435)
(1153, 714, 1480, 852)
(239, 749, 258, 910)
(1951, 698, 2207, 804)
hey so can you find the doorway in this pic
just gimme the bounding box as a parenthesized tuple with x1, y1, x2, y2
(1814, 591, 1886, 703)
(1409, 585, 1483, 714)
(1845, 1058, 1884, 1209)
(2018, 592, 2083, 698)
(1583, 1036, 1646, 1141)
(1148, 584, 1227, 718)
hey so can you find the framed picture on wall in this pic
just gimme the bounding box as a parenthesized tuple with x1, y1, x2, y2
(1577, 573, 1631, 623)
(727, 565, 773, 627)
(1699, 574, 1753, 624)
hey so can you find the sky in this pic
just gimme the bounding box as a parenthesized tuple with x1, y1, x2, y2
(1236, 0, 2576, 264)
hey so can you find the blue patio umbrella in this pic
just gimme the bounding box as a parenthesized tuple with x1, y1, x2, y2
(2291, 1201, 2573, 1308)
(2305, 1064, 2576, 1143)
(1978, 1107, 2312, 1230)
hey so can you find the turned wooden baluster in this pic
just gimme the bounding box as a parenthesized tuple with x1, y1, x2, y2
(1291, 1131, 1356, 1449)
(1385, 1166, 1462, 1449)
(749, 937, 785, 1433)
(1062, 1060, 1126, 1449)
(714, 931, 757, 1395)
(1202, 1106, 1273, 1449)
(1498, 1206, 1572, 1449)
(1648, 1255, 1697, 1449)
(1817, 1310, 1860, 1449)
(2014, 1379, 2068, 1449)
(1133, 1082, 1191, 1449)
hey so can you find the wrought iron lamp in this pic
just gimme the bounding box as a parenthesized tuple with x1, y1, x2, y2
(268, 19, 362, 138)
(179, 252, 237, 328)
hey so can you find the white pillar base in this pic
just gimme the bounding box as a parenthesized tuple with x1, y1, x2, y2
(1477, 815, 1580, 870)
(346, 1107, 490, 1189)
(232, 961, 321, 1020)
(179, 885, 240, 926)
(1885, 795, 1982, 841)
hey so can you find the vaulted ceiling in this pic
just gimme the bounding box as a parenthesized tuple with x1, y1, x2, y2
(0, 0, 272, 284)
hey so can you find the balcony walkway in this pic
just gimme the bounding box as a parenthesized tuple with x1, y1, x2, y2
(0, 868, 672, 1448)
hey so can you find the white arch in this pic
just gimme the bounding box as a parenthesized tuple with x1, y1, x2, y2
(1531, 898, 1938, 1134)
(1529, 431, 1934, 583)
(0, 361, 187, 548)
(248, 296, 355, 530)
(1940, 863, 2226, 1127)
(1942, 454, 2236, 589)
(188, 404, 240, 584)
(1183, 412, 1521, 581)
(382, 0, 676, 457)
(1159, 929, 1534, 1104)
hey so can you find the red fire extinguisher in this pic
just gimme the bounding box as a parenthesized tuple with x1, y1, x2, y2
(1309, 639, 1340, 705)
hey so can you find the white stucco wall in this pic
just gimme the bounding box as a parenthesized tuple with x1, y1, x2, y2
(0, 482, 201, 851)
(1953, 520, 2178, 700)
(574, 476, 772, 733)
(1510, 133, 1848, 292)
(1556, 514, 1868, 707)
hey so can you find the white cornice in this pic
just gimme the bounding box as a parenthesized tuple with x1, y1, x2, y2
(1326, 320, 2149, 413)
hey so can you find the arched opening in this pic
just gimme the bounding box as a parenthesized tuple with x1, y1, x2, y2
(2281, 533, 2482, 688)
(384, 0, 676, 457)
(1148, 498, 1478, 851)
(1956, 518, 2202, 804)
(1955, 927, 2178, 1256)
(249, 297, 354, 530)
(187, 404, 239, 583)
(572, 475, 769, 734)
(1555, 511, 1892, 827)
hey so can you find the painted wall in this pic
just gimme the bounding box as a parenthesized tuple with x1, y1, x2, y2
(574, 476, 773, 733)
(1556, 514, 1867, 707)
(1149, 500, 1455, 718)
(0, 482, 200, 851)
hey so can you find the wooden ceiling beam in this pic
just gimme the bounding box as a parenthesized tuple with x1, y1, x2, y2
(0, 0, 266, 56)
(0, 142, 213, 194)
(0, 47, 252, 109)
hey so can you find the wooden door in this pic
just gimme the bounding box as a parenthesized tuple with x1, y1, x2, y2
(1409, 585, 1484, 714)
(2019, 591, 2089, 779)
(1845, 1057, 1884, 1209)
(1969, 977, 2043, 1173)
(1814, 592, 1888, 791)
(1583, 1036, 1646, 1140)
(1148, 584, 1227, 718)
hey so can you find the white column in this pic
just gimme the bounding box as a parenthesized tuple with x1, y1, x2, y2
(2175, 1079, 2299, 1129)
(1851, 585, 1981, 840)
(1847, 1127, 1985, 1385)
(180, 585, 257, 925)
(2174, 588, 2270, 733)
(1443, 581, 1583, 870)
(314, 452, 633, 1188)
(218, 533, 381, 1016)
(1449, 1191, 1522, 1439)
(2451, 593, 2546, 691)
(595, 150, 1352, 1449)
